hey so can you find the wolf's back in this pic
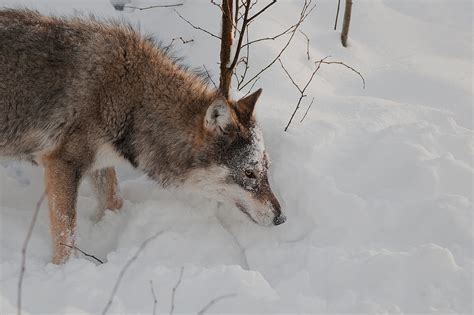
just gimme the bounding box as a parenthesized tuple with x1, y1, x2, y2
(0, 9, 95, 155)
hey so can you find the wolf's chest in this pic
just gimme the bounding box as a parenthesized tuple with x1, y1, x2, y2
(91, 143, 128, 171)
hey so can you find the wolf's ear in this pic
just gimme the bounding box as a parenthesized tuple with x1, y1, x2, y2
(235, 88, 262, 122)
(204, 97, 234, 136)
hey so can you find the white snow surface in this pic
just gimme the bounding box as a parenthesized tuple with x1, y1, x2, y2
(0, 0, 472, 314)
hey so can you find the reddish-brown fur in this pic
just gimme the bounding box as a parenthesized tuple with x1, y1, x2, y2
(0, 9, 284, 263)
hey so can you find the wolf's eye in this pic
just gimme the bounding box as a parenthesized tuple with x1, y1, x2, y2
(244, 170, 256, 179)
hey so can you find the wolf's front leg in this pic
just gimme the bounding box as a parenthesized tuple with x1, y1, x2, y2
(43, 154, 81, 264)
(88, 167, 123, 220)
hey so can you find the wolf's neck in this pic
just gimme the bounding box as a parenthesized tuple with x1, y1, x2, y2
(133, 53, 216, 183)
(146, 51, 215, 119)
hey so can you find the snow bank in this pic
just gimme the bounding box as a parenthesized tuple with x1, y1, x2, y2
(1, 0, 472, 313)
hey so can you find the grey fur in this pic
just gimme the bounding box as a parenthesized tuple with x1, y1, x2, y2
(0, 9, 284, 254)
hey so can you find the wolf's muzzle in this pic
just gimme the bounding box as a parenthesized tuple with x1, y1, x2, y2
(273, 214, 286, 226)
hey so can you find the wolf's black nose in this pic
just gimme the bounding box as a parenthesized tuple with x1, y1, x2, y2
(273, 214, 286, 226)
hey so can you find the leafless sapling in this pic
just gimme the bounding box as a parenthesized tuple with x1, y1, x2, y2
(341, 0, 352, 47)
(184, 0, 314, 98)
(280, 56, 365, 131)
(102, 231, 164, 315)
(17, 192, 45, 315)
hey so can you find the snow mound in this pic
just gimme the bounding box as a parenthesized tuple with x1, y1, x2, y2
(1, 0, 472, 313)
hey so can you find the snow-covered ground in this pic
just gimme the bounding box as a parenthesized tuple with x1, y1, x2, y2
(1, 0, 472, 313)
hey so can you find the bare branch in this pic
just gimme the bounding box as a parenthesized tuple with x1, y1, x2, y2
(169, 266, 184, 315)
(242, 1, 317, 49)
(233, 71, 240, 87)
(197, 293, 237, 315)
(282, 56, 364, 131)
(281, 56, 328, 131)
(174, 10, 221, 40)
(285, 94, 306, 132)
(210, 0, 223, 12)
(125, 3, 183, 10)
(246, 0, 276, 23)
(300, 97, 315, 122)
(164, 36, 194, 52)
(203, 65, 218, 89)
(102, 231, 164, 315)
(60, 243, 104, 264)
(221, 0, 294, 96)
(218, 0, 318, 96)
(299, 30, 311, 60)
(233, 71, 242, 90)
(248, 0, 259, 12)
(234, 0, 239, 27)
(17, 192, 45, 315)
(239, 0, 317, 90)
(241, 23, 295, 48)
(278, 58, 303, 93)
(236, 27, 251, 89)
(150, 280, 157, 315)
(176, 37, 194, 44)
(242, 77, 260, 97)
(302, 57, 327, 92)
(319, 60, 365, 88)
(228, 0, 250, 72)
(334, 0, 341, 30)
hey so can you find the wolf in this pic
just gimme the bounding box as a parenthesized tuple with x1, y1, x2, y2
(0, 9, 286, 264)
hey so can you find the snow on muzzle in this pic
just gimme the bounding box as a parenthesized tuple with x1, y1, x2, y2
(236, 177, 286, 227)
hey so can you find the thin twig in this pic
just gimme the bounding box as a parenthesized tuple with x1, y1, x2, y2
(236, 27, 251, 90)
(334, 0, 341, 30)
(299, 30, 311, 60)
(102, 231, 164, 315)
(228, 0, 251, 71)
(233, 71, 240, 87)
(174, 10, 221, 40)
(285, 94, 307, 132)
(319, 60, 365, 88)
(300, 97, 315, 122)
(176, 37, 194, 44)
(234, 0, 240, 27)
(248, 0, 259, 12)
(169, 266, 184, 315)
(282, 56, 364, 131)
(281, 56, 329, 131)
(210, 0, 223, 12)
(239, 0, 316, 90)
(203, 65, 218, 89)
(243, 77, 260, 97)
(164, 36, 194, 52)
(60, 243, 104, 264)
(230, 0, 279, 71)
(125, 3, 183, 10)
(219, 0, 280, 96)
(278, 58, 303, 93)
(241, 23, 295, 48)
(197, 293, 237, 315)
(17, 192, 45, 315)
(150, 280, 158, 315)
(246, 0, 276, 23)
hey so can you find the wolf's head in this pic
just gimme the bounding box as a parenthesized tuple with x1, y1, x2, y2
(187, 89, 285, 226)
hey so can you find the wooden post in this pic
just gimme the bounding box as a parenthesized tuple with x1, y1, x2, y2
(219, 0, 234, 98)
(341, 0, 352, 47)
